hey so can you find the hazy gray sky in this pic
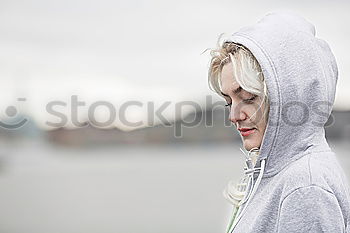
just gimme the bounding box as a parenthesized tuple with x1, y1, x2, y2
(0, 0, 349, 129)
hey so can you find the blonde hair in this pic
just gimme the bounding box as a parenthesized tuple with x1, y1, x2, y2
(208, 39, 269, 122)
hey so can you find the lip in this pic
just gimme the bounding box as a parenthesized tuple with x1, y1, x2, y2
(238, 128, 256, 137)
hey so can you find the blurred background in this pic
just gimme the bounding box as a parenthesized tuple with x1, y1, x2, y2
(0, 0, 349, 232)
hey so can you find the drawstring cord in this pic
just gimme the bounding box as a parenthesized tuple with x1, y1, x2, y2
(226, 147, 267, 233)
(239, 147, 261, 205)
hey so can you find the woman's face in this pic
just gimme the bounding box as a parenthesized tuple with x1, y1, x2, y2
(220, 62, 268, 151)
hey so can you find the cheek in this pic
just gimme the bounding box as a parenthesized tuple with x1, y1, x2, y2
(247, 104, 266, 124)
(244, 106, 262, 122)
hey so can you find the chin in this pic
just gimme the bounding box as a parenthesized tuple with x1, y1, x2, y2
(243, 144, 254, 151)
(243, 139, 260, 151)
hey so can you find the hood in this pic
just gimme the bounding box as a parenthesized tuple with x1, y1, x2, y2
(229, 12, 338, 177)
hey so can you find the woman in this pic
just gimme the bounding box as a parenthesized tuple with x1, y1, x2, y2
(208, 12, 350, 232)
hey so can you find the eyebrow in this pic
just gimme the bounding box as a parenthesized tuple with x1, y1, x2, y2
(221, 86, 242, 97)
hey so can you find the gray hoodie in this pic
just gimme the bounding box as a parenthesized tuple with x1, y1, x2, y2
(225, 12, 350, 233)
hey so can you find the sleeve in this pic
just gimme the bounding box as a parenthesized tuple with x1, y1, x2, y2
(277, 185, 345, 233)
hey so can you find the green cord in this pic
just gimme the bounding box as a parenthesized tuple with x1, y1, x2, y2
(226, 206, 240, 233)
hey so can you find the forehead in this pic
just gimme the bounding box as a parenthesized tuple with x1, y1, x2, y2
(221, 62, 239, 91)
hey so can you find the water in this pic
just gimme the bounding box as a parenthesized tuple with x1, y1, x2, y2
(0, 140, 348, 233)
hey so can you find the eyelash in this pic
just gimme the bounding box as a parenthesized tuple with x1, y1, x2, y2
(225, 95, 257, 107)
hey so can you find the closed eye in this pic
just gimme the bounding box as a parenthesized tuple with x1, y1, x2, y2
(243, 95, 257, 104)
(224, 95, 257, 107)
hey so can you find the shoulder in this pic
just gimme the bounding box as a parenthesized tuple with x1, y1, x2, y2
(276, 150, 346, 194)
(277, 185, 345, 233)
(269, 151, 350, 231)
(266, 149, 350, 206)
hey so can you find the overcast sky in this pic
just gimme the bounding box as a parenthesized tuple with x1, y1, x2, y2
(0, 0, 349, 130)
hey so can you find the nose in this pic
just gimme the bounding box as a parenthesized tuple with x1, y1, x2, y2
(229, 103, 247, 124)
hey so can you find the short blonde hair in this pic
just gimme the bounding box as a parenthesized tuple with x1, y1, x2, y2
(207, 40, 269, 120)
